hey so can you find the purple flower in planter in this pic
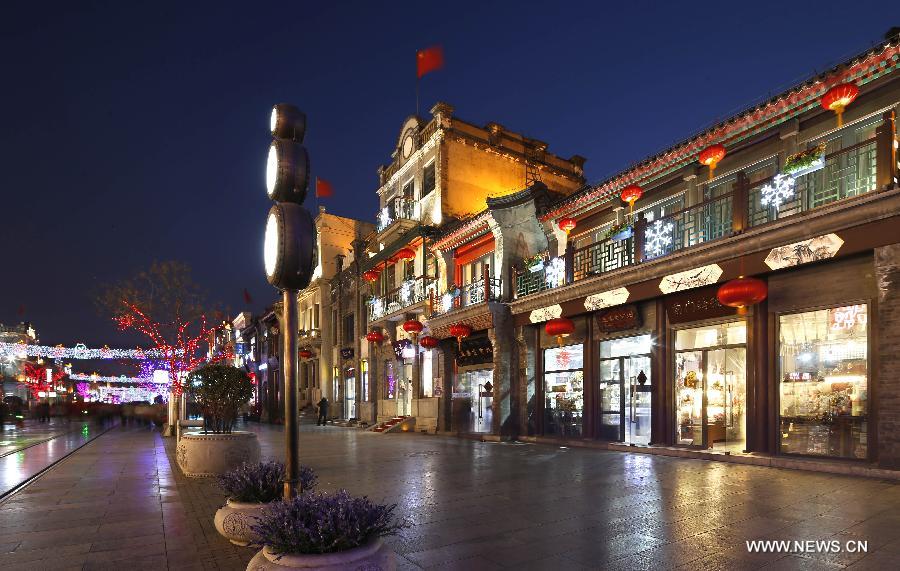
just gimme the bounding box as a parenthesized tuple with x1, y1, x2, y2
(218, 461, 317, 503)
(252, 490, 406, 555)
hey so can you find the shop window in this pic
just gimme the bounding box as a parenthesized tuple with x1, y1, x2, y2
(543, 344, 584, 437)
(343, 314, 354, 343)
(422, 350, 433, 397)
(384, 360, 395, 399)
(361, 360, 369, 401)
(779, 305, 868, 459)
(422, 162, 436, 197)
(674, 321, 747, 452)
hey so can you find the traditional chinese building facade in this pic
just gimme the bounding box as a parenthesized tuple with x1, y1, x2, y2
(491, 32, 900, 471)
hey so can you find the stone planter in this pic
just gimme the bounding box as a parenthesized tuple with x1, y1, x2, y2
(176, 431, 260, 477)
(214, 498, 268, 546)
(247, 539, 395, 571)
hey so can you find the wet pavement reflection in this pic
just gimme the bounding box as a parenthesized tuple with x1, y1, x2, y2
(0, 420, 102, 498)
(0, 419, 899, 569)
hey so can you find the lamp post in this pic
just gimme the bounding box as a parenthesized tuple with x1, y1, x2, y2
(264, 103, 316, 499)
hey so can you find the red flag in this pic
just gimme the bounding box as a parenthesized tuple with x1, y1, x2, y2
(315, 177, 334, 198)
(243, 288, 253, 305)
(17, 304, 25, 316)
(416, 45, 444, 79)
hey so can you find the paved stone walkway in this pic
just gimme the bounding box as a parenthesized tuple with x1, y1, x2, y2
(2, 422, 900, 570)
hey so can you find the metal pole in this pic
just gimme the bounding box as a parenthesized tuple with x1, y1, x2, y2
(283, 289, 300, 499)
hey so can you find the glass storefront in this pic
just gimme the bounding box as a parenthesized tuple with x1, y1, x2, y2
(599, 335, 652, 444)
(543, 344, 584, 437)
(779, 304, 868, 459)
(452, 368, 493, 433)
(675, 320, 747, 452)
(344, 367, 356, 420)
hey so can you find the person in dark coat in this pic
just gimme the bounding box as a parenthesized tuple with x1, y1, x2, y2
(316, 397, 329, 426)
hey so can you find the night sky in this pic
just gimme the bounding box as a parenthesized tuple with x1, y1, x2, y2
(0, 0, 891, 349)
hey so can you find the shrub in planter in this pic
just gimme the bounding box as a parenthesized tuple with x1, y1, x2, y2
(246, 490, 406, 570)
(176, 364, 260, 477)
(214, 461, 317, 546)
(187, 363, 254, 433)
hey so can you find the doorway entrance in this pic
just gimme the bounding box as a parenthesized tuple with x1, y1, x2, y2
(344, 368, 356, 420)
(598, 335, 652, 445)
(452, 368, 493, 433)
(674, 320, 747, 452)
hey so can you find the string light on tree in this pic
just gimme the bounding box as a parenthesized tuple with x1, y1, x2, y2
(760, 174, 796, 211)
(644, 219, 674, 259)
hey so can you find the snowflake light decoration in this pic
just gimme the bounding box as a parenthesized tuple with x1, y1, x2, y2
(378, 207, 393, 231)
(400, 279, 414, 305)
(544, 257, 566, 288)
(760, 173, 796, 211)
(370, 297, 384, 319)
(645, 219, 674, 259)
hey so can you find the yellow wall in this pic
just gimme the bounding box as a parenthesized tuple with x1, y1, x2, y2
(443, 138, 582, 219)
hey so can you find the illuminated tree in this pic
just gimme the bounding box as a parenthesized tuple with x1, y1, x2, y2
(23, 361, 66, 399)
(97, 261, 224, 396)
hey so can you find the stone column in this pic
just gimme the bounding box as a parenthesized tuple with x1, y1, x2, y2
(876, 244, 900, 468)
(488, 304, 516, 438)
(438, 338, 456, 432)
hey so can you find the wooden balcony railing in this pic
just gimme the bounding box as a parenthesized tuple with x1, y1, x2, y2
(368, 275, 435, 322)
(512, 128, 889, 301)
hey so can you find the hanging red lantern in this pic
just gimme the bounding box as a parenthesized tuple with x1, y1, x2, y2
(403, 319, 423, 335)
(620, 184, 643, 214)
(299, 349, 313, 359)
(366, 330, 385, 344)
(717, 277, 768, 315)
(821, 83, 859, 128)
(419, 335, 439, 349)
(395, 247, 416, 261)
(545, 317, 575, 347)
(558, 217, 577, 235)
(699, 144, 727, 181)
(449, 323, 472, 349)
(363, 269, 380, 282)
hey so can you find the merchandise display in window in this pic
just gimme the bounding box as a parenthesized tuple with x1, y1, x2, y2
(779, 305, 868, 459)
(674, 321, 747, 452)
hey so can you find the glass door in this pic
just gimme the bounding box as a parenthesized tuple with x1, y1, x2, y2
(344, 373, 356, 420)
(624, 355, 651, 445)
(675, 351, 704, 446)
(598, 359, 622, 440)
(706, 348, 746, 452)
(598, 335, 653, 444)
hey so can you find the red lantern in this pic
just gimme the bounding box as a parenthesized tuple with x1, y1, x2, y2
(299, 349, 313, 359)
(366, 330, 385, 344)
(545, 317, 575, 347)
(395, 247, 416, 261)
(558, 217, 577, 235)
(620, 184, 643, 214)
(403, 319, 423, 335)
(717, 277, 768, 315)
(699, 144, 726, 181)
(449, 323, 472, 349)
(363, 269, 380, 283)
(419, 335, 439, 349)
(821, 83, 859, 128)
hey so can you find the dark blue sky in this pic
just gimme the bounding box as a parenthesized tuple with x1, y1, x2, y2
(0, 0, 891, 347)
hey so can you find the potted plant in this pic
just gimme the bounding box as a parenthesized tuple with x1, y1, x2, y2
(247, 490, 405, 570)
(176, 364, 260, 477)
(214, 461, 317, 546)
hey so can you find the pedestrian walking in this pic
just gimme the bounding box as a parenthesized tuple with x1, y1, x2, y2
(316, 397, 329, 426)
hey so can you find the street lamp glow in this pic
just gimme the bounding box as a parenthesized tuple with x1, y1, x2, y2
(266, 144, 278, 198)
(264, 211, 279, 278)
